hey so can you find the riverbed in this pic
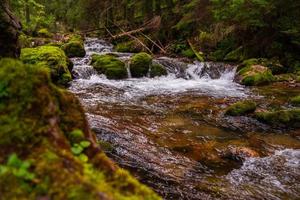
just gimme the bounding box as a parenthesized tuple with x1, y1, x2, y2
(69, 38, 300, 200)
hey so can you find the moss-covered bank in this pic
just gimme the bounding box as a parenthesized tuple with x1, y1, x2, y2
(0, 58, 161, 200)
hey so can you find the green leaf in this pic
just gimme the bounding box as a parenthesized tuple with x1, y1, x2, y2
(7, 154, 22, 168)
(71, 144, 84, 155)
(78, 154, 89, 162)
(80, 141, 91, 148)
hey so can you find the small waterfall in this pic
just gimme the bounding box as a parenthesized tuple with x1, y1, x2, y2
(125, 61, 132, 78)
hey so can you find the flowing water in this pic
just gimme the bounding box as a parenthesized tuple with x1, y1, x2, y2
(69, 38, 300, 200)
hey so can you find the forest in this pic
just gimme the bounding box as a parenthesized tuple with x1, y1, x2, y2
(0, 0, 299, 199)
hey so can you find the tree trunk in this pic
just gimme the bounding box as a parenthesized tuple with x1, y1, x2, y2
(0, 0, 22, 58)
(25, 0, 30, 25)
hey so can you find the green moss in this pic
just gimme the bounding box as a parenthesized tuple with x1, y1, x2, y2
(130, 53, 152, 78)
(115, 41, 140, 53)
(91, 54, 127, 79)
(20, 46, 72, 86)
(237, 59, 275, 86)
(291, 95, 300, 106)
(37, 28, 53, 38)
(62, 41, 86, 58)
(241, 71, 274, 86)
(0, 58, 161, 199)
(225, 100, 257, 116)
(255, 109, 300, 127)
(150, 64, 167, 77)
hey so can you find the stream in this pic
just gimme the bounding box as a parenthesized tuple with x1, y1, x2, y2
(69, 38, 300, 200)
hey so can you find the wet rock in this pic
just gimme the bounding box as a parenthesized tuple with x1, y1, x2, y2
(0, 0, 21, 58)
(225, 100, 257, 116)
(222, 146, 259, 162)
(150, 64, 167, 78)
(20, 45, 72, 86)
(130, 52, 152, 77)
(91, 54, 127, 79)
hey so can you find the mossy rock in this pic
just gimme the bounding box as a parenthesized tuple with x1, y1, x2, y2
(0, 58, 161, 200)
(291, 96, 300, 106)
(225, 100, 257, 116)
(91, 54, 127, 79)
(150, 64, 167, 78)
(130, 53, 152, 78)
(62, 41, 86, 58)
(236, 59, 275, 86)
(37, 28, 53, 38)
(255, 109, 300, 127)
(20, 46, 72, 86)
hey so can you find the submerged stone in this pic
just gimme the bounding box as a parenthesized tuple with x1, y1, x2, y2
(91, 54, 127, 79)
(130, 52, 152, 78)
(20, 45, 72, 86)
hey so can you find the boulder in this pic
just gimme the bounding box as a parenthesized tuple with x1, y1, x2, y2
(62, 34, 86, 58)
(150, 64, 167, 78)
(130, 53, 152, 78)
(236, 59, 275, 86)
(91, 54, 127, 79)
(20, 46, 72, 86)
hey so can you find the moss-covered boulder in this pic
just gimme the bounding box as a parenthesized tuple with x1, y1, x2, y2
(62, 35, 86, 58)
(225, 100, 257, 116)
(0, 58, 160, 200)
(291, 96, 300, 106)
(130, 53, 152, 78)
(150, 64, 167, 78)
(236, 59, 275, 86)
(91, 54, 127, 79)
(20, 46, 72, 86)
(255, 109, 300, 127)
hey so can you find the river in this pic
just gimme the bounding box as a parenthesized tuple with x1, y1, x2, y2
(69, 38, 300, 200)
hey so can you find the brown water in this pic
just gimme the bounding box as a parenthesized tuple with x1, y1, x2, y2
(69, 38, 300, 200)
